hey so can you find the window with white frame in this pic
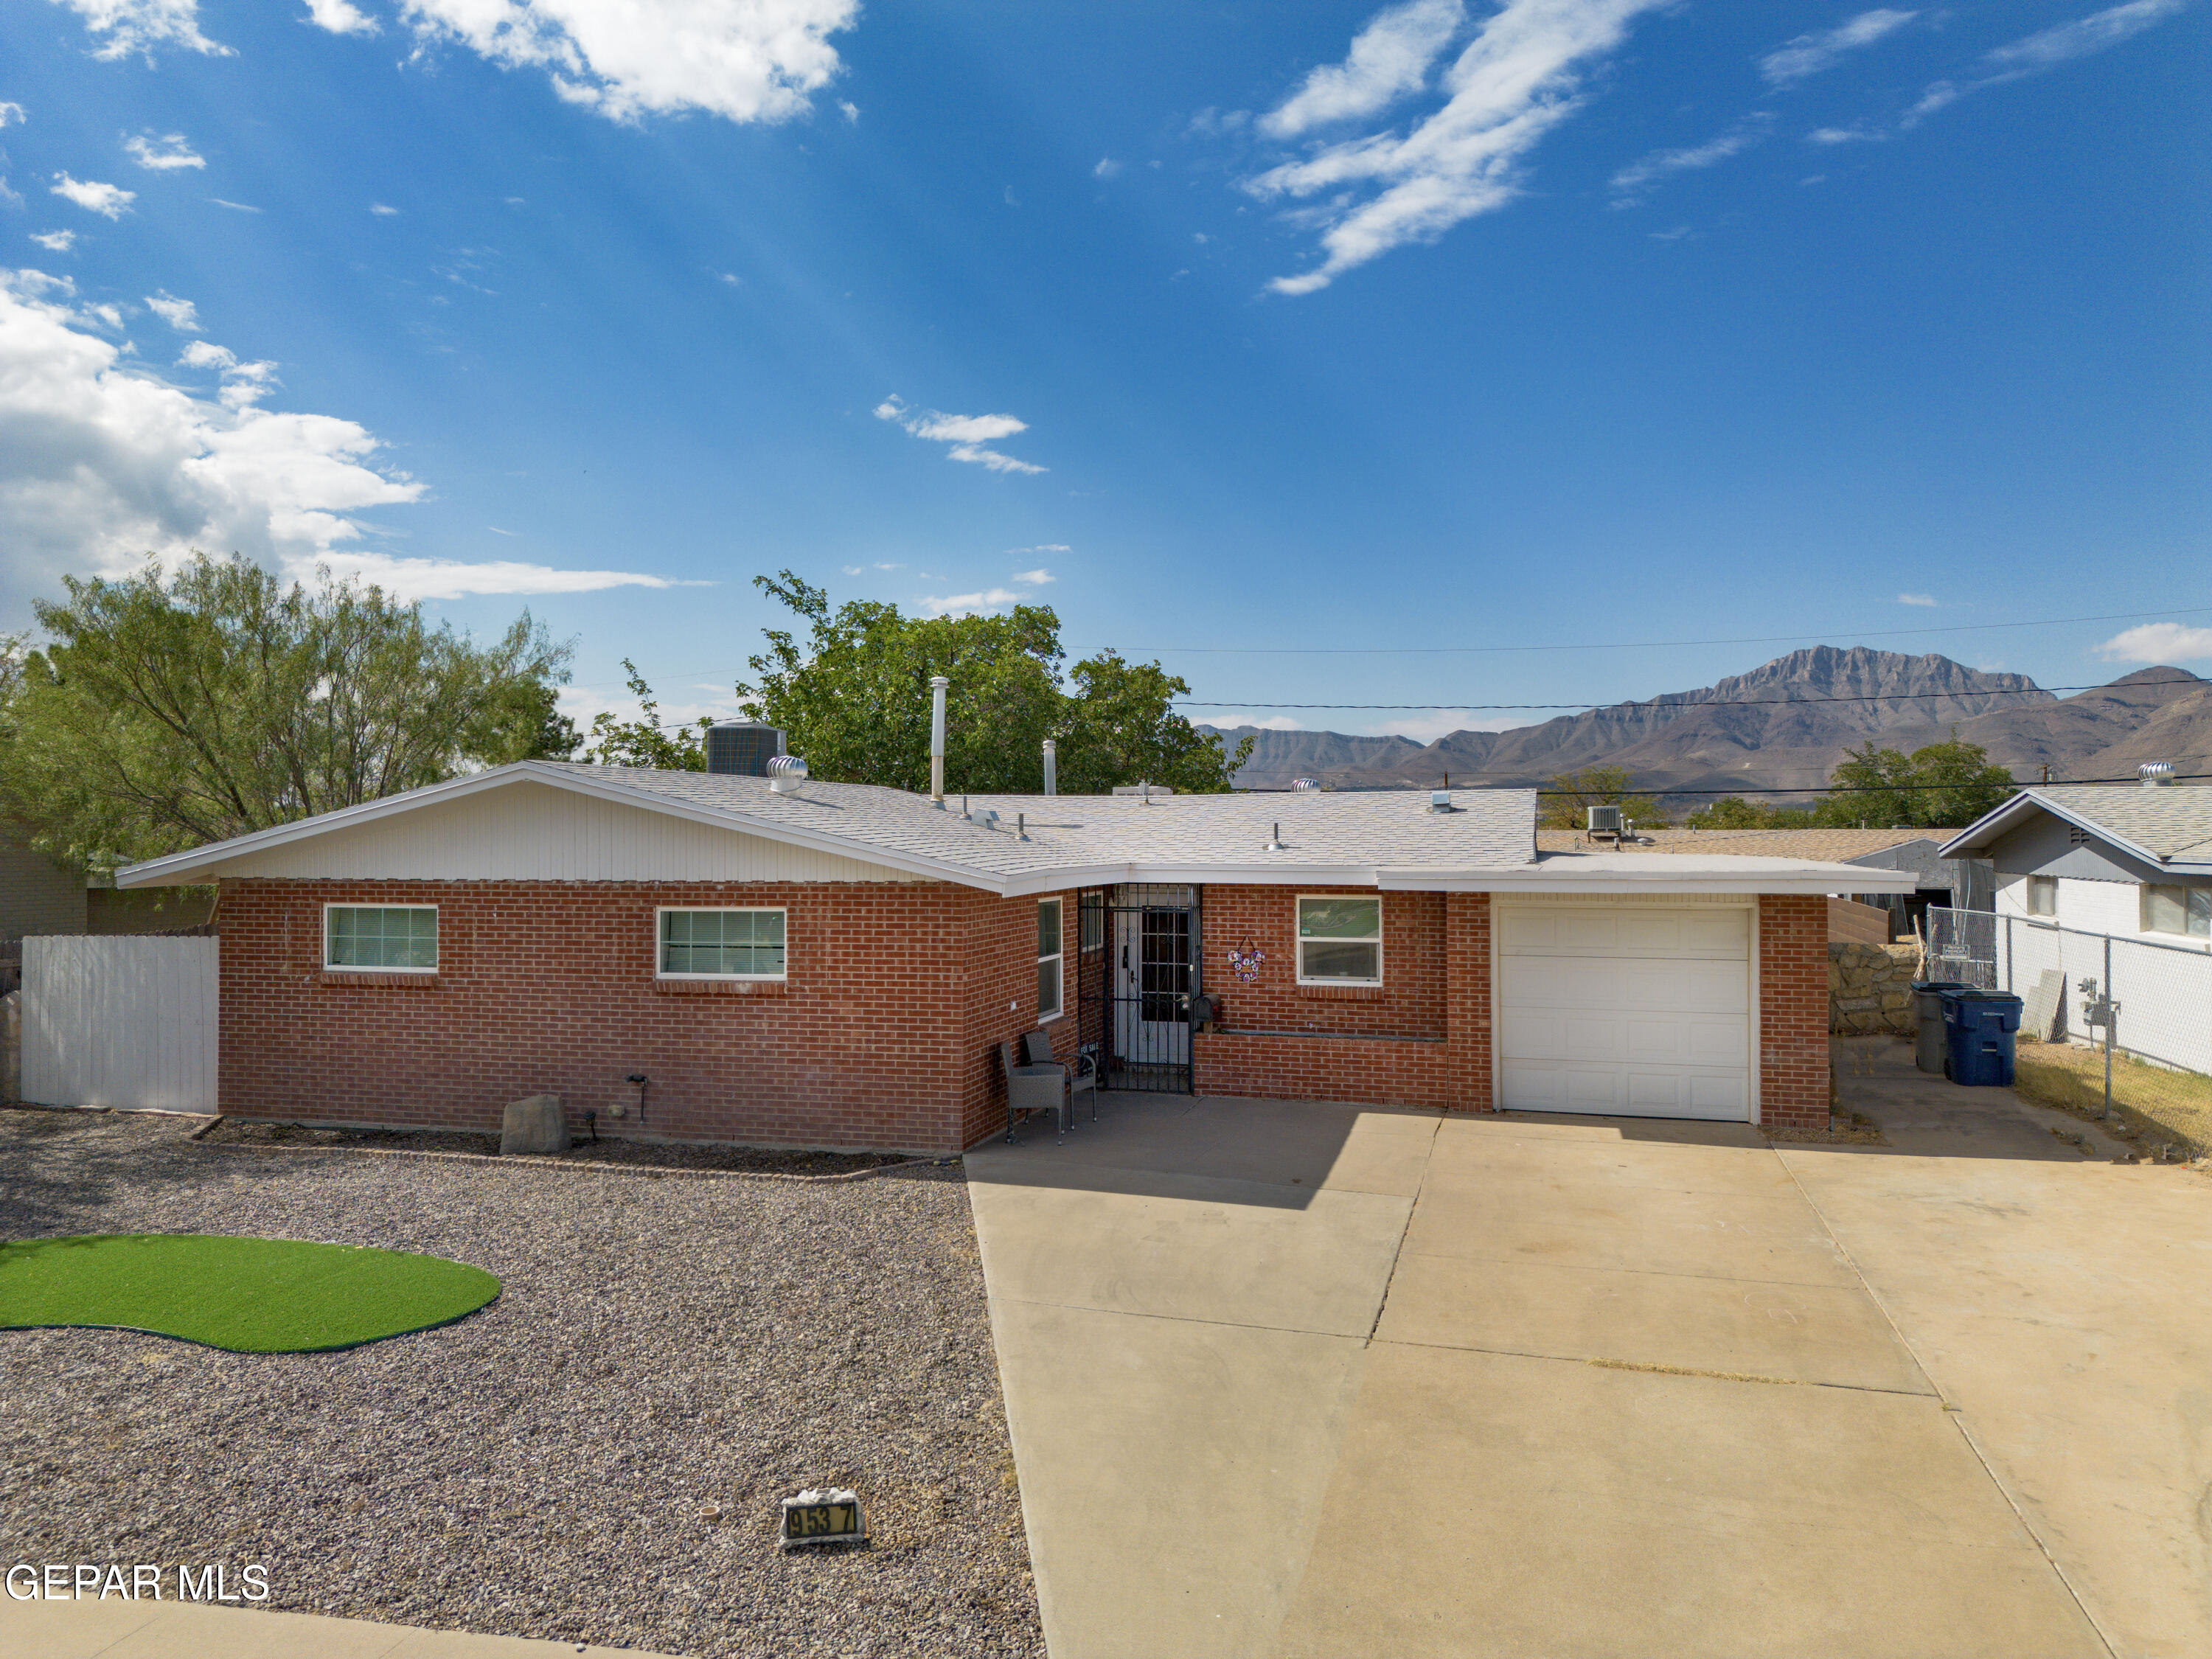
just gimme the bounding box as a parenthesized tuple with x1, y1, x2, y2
(1037, 898, 1064, 1020)
(1297, 895, 1382, 985)
(2141, 883, 2211, 939)
(658, 908, 787, 978)
(325, 905, 438, 972)
(2025, 875, 2057, 917)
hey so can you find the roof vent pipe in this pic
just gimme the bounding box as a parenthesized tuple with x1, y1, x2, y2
(1043, 739, 1057, 796)
(2140, 761, 2174, 787)
(929, 675, 950, 807)
(1292, 778, 1320, 792)
(768, 754, 809, 793)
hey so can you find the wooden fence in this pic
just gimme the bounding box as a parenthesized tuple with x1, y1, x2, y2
(20, 935, 218, 1111)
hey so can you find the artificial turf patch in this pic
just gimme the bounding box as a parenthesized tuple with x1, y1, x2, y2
(0, 1234, 500, 1353)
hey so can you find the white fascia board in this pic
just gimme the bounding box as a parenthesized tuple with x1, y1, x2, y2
(997, 863, 1394, 896)
(1935, 792, 2042, 860)
(1377, 863, 1921, 895)
(1935, 790, 2171, 869)
(116, 762, 1002, 893)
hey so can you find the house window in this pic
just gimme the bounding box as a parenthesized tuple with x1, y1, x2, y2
(658, 908, 786, 978)
(325, 905, 437, 972)
(1297, 895, 1382, 985)
(1037, 898, 1064, 1020)
(2025, 876, 2057, 917)
(2141, 884, 2211, 939)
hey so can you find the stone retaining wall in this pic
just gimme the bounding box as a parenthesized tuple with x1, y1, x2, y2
(1830, 940, 1921, 1035)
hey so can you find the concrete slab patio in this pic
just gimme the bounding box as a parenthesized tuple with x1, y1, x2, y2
(969, 1058, 2205, 1658)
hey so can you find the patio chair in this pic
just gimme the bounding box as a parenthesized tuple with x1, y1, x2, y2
(1002, 1039, 1071, 1144)
(1022, 1029, 1100, 1126)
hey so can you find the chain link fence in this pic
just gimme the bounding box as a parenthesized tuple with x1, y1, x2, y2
(1923, 906, 2212, 1152)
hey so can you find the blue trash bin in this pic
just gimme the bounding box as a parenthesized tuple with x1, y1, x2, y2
(1941, 990, 2023, 1087)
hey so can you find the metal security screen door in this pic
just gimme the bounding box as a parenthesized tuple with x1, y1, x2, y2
(1079, 886, 1200, 1093)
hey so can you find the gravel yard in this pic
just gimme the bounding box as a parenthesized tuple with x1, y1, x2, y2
(0, 1107, 1043, 1658)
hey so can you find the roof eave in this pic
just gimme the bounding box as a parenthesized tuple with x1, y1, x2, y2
(116, 762, 1008, 893)
(1935, 790, 2171, 868)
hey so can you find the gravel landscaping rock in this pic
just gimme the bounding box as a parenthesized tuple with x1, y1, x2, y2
(203, 1116, 915, 1178)
(0, 1107, 1043, 1658)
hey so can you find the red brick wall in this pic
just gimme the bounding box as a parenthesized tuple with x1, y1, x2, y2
(215, 878, 1070, 1153)
(1194, 886, 1492, 1111)
(1759, 894, 1830, 1129)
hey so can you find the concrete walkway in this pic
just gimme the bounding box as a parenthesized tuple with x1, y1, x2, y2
(1, 1596, 659, 1658)
(967, 1061, 2205, 1658)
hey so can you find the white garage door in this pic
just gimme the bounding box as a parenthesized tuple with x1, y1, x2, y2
(1498, 904, 1751, 1121)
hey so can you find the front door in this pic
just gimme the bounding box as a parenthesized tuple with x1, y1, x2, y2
(1103, 888, 1198, 1091)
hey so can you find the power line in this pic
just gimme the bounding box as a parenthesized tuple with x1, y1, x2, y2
(1178, 676, 2202, 712)
(1083, 605, 2212, 656)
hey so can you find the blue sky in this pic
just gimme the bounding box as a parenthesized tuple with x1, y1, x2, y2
(1, 0, 2205, 740)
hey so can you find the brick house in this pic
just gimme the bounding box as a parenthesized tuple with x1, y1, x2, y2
(116, 762, 1913, 1151)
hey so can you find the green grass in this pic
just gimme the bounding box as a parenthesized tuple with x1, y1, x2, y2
(0, 1234, 500, 1353)
(2014, 1040, 2212, 1157)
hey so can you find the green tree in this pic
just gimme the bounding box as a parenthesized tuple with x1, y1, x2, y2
(1682, 796, 1815, 830)
(580, 659, 711, 770)
(732, 572, 1249, 793)
(1815, 733, 2016, 828)
(0, 554, 571, 875)
(1054, 650, 1254, 795)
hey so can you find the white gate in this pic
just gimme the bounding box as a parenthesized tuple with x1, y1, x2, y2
(21, 936, 218, 1111)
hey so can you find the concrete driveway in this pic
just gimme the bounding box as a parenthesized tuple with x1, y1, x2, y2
(966, 1047, 2208, 1659)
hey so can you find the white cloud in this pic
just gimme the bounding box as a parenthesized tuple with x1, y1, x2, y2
(1011, 568, 1054, 585)
(1260, 0, 1466, 138)
(1897, 592, 1938, 607)
(302, 0, 379, 35)
(30, 231, 78, 253)
(922, 588, 1023, 615)
(51, 174, 136, 218)
(1980, 0, 2183, 76)
(0, 103, 24, 128)
(837, 98, 858, 122)
(308, 552, 692, 601)
(0, 269, 699, 610)
(54, 0, 230, 60)
(370, 203, 400, 215)
(125, 132, 204, 170)
(1245, 0, 1666, 295)
(2096, 622, 2212, 664)
(874, 393, 1045, 474)
(1093, 156, 1122, 178)
(1610, 114, 1770, 203)
(0, 268, 417, 597)
(145, 291, 200, 331)
(1829, 1, 2181, 143)
(1377, 708, 1523, 742)
(1759, 9, 1916, 88)
(394, 0, 858, 125)
(209, 198, 262, 212)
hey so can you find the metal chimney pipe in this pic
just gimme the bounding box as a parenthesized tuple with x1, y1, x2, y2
(929, 675, 950, 806)
(1043, 739, 1057, 796)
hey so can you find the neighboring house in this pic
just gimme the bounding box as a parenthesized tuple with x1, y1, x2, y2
(1938, 782, 2212, 951)
(1535, 827, 1976, 939)
(116, 762, 1916, 1150)
(1, 834, 88, 942)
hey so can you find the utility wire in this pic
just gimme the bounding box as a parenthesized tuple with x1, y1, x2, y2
(1081, 605, 2211, 656)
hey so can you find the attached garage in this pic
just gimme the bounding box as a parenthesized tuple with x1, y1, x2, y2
(1495, 900, 1753, 1121)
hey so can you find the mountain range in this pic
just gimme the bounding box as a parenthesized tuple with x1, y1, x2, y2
(1202, 646, 2210, 798)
